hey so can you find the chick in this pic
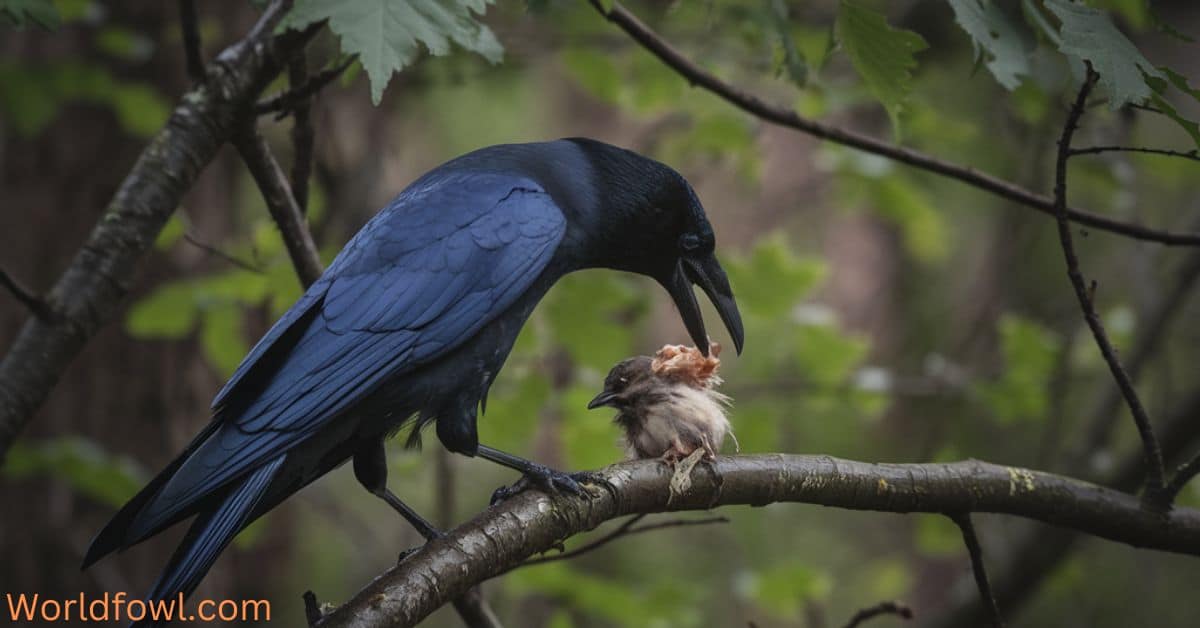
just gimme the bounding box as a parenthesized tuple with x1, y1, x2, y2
(588, 343, 734, 462)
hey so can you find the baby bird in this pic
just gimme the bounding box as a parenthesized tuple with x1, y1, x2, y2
(588, 344, 734, 462)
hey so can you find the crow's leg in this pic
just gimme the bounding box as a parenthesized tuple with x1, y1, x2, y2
(353, 440, 442, 541)
(476, 445, 607, 505)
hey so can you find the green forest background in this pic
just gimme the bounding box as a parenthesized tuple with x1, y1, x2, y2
(2, 1, 1199, 626)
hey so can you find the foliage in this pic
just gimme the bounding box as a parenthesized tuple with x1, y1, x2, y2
(974, 314, 1062, 423)
(834, 1, 928, 133)
(280, 0, 503, 104)
(947, 0, 1033, 90)
(4, 437, 146, 508)
(0, 0, 58, 30)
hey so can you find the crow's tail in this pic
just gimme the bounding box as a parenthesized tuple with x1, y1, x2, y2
(132, 455, 285, 628)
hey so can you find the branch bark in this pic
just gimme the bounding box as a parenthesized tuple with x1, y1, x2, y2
(1052, 69, 1166, 502)
(0, 1, 317, 463)
(315, 454, 1200, 628)
(232, 123, 324, 288)
(588, 0, 1200, 247)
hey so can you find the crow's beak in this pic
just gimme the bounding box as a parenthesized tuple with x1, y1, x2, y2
(662, 253, 745, 357)
(587, 390, 619, 410)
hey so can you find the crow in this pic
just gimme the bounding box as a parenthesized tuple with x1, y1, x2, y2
(82, 138, 744, 618)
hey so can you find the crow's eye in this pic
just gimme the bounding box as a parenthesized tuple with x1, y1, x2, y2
(679, 232, 701, 253)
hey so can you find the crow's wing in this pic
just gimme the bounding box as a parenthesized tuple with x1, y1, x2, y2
(130, 172, 565, 536)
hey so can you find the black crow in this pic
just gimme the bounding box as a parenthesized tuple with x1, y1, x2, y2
(82, 138, 744, 617)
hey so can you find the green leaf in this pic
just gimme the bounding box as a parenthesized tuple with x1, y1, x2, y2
(834, 1, 928, 132)
(1147, 66, 1200, 149)
(561, 385, 624, 470)
(4, 437, 146, 508)
(201, 303, 248, 377)
(793, 322, 869, 386)
(1045, 0, 1162, 109)
(561, 47, 621, 103)
(125, 282, 199, 338)
(543, 273, 645, 370)
(767, 0, 807, 88)
(724, 233, 826, 320)
(0, 0, 60, 30)
(973, 314, 1061, 423)
(281, 0, 503, 104)
(154, 214, 186, 250)
(915, 514, 962, 557)
(947, 0, 1034, 90)
(738, 561, 831, 620)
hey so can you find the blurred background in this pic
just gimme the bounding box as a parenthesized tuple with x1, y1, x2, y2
(2, 1, 1199, 626)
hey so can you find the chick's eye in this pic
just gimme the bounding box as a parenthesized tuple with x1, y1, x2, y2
(679, 232, 701, 253)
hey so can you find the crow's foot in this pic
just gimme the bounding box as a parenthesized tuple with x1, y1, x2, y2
(490, 466, 606, 505)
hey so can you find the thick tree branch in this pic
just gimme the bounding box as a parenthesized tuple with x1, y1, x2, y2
(588, 0, 1200, 247)
(1053, 69, 1166, 502)
(949, 513, 1003, 628)
(232, 123, 324, 288)
(315, 455, 1200, 628)
(0, 0, 319, 463)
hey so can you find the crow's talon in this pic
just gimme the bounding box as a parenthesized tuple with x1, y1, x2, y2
(490, 467, 604, 505)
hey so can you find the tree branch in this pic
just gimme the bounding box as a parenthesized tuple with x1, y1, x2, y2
(182, 232, 264, 274)
(255, 56, 356, 117)
(517, 513, 728, 569)
(0, 0, 320, 464)
(0, 268, 55, 321)
(314, 455, 1200, 628)
(232, 123, 324, 288)
(1070, 145, 1200, 164)
(1053, 69, 1166, 503)
(1164, 455, 1200, 504)
(926, 387, 1200, 628)
(287, 52, 315, 216)
(949, 513, 1003, 628)
(842, 600, 913, 628)
(179, 0, 204, 82)
(587, 0, 1200, 247)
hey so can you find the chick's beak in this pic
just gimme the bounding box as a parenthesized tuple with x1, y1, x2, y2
(587, 390, 619, 410)
(662, 253, 745, 357)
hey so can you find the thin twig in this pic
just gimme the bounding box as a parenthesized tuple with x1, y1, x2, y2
(842, 600, 913, 628)
(232, 122, 324, 288)
(255, 56, 357, 117)
(1071, 145, 1200, 164)
(517, 514, 729, 569)
(0, 268, 55, 321)
(1069, 223, 1200, 471)
(587, 0, 1200, 246)
(949, 513, 1003, 628)
(182, 233, 264, 274)
(179, 0, 204, 82)
(287, 51, 315, 216)
(1054, 68, 1167, 503)
(1164, 455, 1200, 504)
